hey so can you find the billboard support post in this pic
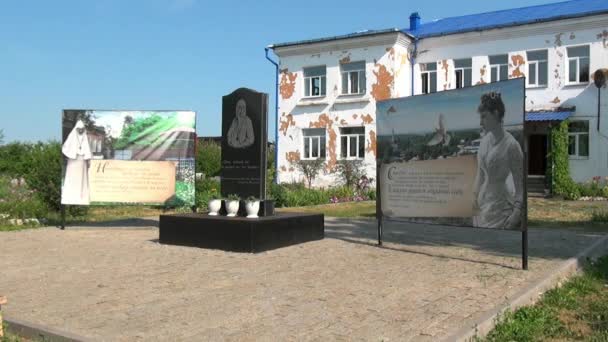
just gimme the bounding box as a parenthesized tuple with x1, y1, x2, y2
(522, 81, 529, 270)
(60, 205, 65, 230)
(376, 162, 383, 246)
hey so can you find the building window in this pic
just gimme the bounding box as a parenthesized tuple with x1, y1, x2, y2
(568, 121, 589, 158)
(421, 62, 437, 94)
(567, 45, 590, 84)
(454, 59, 472, 89)
(489, 54, 508, 83)
(303, 66, 326, 97)
(341, 61, 366, 95)
(340, 127, 365, 159)
(302, 128, 326, 159)
(526, 50, 548, 87)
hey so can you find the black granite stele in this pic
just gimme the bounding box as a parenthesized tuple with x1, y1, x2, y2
(159, 212, 324, 253)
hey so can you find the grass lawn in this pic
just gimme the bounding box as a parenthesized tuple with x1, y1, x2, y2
(477, 255, 608, 341)
(0, 206, 175, 232)
(1, 197, 607, 232)
(278, 198, 608, 229)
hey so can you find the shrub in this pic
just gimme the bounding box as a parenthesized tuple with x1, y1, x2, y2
(591, 210, 608, 223)
(269, 183, 287, 207)
(335, 160, 365, 189)
(194, 177, 220, 209)
(550, 120, 580, 200)
(22, 141, 63, 211)
(196, 140, 221, 178)
(578, 176, 608, 198)
(0, 175, 49, 220)
(0, 142, 33, 177)
(292, 159, 324, 188)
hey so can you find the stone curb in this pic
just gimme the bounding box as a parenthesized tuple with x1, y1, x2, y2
(445, 233, 608, 342)
(4, 315, 93, 342)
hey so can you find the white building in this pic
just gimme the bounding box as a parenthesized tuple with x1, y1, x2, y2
(268, 0, 608, 191)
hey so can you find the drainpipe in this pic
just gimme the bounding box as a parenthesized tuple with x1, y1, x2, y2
(265, 46, 279, 184)
(411, 38, 418, 96)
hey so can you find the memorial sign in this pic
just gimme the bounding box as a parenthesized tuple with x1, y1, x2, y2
(221, 88, 268, 199)
(376, 78, 526, 230)
(61, 109, 196, 206)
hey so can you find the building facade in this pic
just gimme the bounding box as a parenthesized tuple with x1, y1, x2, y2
(269, 0, 608, 188)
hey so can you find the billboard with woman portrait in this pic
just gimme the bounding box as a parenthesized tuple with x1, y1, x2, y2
(61, 110, 196, 207)
(376, 78, 526, 230)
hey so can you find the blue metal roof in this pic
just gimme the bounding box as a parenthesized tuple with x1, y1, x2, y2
(405, 0, 608, 39)
(270, 28, 406, 49)
(525, 111, 573, 121)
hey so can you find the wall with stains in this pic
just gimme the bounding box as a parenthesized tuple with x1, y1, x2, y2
(274, 36, 411, 187)
(413, 15, 608, 181)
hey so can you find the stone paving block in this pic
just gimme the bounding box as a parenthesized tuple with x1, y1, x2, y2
(0, 220, 606, 340)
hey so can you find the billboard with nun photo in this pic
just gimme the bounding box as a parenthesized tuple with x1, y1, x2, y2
(61, 110, 196, 207)
(376, 78, 526, 230)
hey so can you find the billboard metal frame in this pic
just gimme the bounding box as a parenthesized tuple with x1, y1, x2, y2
(375, 79, 528, 270)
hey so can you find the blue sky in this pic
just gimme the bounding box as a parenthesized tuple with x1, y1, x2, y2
(377, 79, 526, 136)
(0, 0, 560, 143)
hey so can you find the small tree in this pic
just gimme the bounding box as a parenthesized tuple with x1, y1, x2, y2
(196, 140, 221, 177)
(0, 129, 4, 145)
(335, 159, 365, 190)
(293, 159, 324, 188)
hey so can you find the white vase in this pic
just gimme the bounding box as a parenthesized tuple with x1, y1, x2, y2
(208, 199, 221, 216)
(226, 200, 240, 217)
(245, 201, 260, 218)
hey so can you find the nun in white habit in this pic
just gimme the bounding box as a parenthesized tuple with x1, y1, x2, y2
(61, 120, 92, 205)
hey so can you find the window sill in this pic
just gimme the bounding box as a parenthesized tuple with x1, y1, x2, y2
(563, 82, 590, 88)
(297, 97, 329, 107)
(526, 85, 548, 89)
(335, 95, 371, 104)
(569, 156, 589, 160)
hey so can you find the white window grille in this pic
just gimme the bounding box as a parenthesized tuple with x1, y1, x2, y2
(341, 61, 366, 95)
(454, 58, 472, 89)
(339, 127, 365, 159)
(489, 55, 508, 83)
(566, 45, 590, 84)
(302, 128, 326, 159)
(303, 66, 326, 97)
(526, 50, 548, 87)
(421, 62, 437, 94)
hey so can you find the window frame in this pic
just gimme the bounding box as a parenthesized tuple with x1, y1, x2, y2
(489, 54, 509, 83)
(567, 120, 590, 159)
(566, 45, 590, 85)
(526, 49, 548, 88)
(303, 66, 327, 98)
(339, 126, 365, 160)
(340, 61, 366, 95)
(302, 128, 326, 160)
(454, 58, 472, 89)
(420, 62, 437, 94)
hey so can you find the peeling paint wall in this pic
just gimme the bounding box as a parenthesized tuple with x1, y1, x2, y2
(275, 39, 410, 187)
(411, 17, 608, 181)
(276, 16, 608, 186)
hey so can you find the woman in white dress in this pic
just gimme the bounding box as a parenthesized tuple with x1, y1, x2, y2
(61, 120, 92, 205)
(227, 99, 254, 149)
(473, 92, 524, 229)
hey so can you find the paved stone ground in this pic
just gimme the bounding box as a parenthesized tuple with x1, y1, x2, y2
(0, 217, 605, 341)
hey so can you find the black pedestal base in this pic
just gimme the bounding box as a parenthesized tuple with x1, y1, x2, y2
(159, 212, 324, 253)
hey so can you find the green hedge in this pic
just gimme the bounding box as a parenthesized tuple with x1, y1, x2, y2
(550, 120, 581, 200)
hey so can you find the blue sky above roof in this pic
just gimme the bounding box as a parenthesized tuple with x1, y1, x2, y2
(405, 0, 608, 38)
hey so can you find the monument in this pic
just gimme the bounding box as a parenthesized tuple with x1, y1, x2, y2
(159, 88, 324, 252)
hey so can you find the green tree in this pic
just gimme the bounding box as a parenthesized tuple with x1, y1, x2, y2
(196, 140, 221, 177)
(335, 159, 365, 189)
(293, 159, 324, 188)
(0, 129, 4, 145)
